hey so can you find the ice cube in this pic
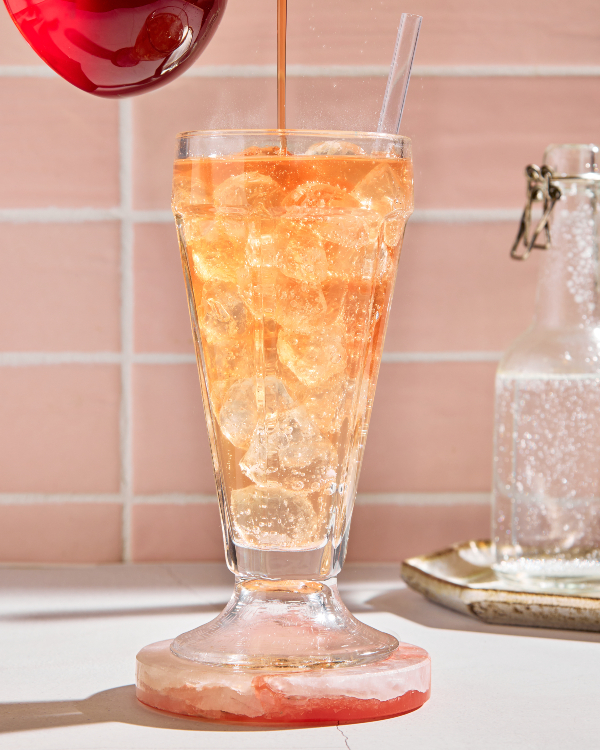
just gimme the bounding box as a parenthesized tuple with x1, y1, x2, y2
(235, 265, 268, 321)
(204, 338, 254, 413)
(172, 165, 193, 213)
(322, 240, 365, 281)
(283, 182, 360, 209)
(351, 163, 410, 217)
(173, 161, 212, 213)
(235, 229, 279, 321)
(275, 276, 328, 333)
(277, 408, 335, 468)
(199, 281, 250, 343)
(336, 284, 376, 368)
(239, 267, 328, 333)
(321, 280, 348, 326)
(240, 407, 337, 492)
(187, 213, 248, 283)
(277, 219, 328, 284)
(312, 213, 375, 280)
(304, 141, 366, 157)
(229, 485, 318, 548)
(360, 239, 395, 334)
(219, 379, 259, 449)
(219, 377, 294, 449)
(299, 373, 355, 436)
(205, 337, 253, 382)
(277, 328, 347, 386)
(382, 214, 407, 250)
(314, 214, 369, 247)
(376, 242, 393, 282)
(244, 221, 278, 269)
(214, 172, 283, 212)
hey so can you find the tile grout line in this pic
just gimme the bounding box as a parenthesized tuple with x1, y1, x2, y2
(0, 207, 522, 224)
(119, 99, 134, 563)
(182, 63, 600, 78)
(0, 351, 503, 365)
(2, 64, 600, 78)
(0, 208, 126, 223)
(182, 64, 600, 78)
(0, 492, 491, 506)
(411, 208, 521, 223)
(0, 494, 124, 504)
(0, 352, 124, 365)
(381, 351, 503, 363)
(415, 64, 600, 77)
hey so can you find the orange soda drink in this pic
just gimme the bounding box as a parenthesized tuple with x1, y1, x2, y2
(172, 132, 413, 578)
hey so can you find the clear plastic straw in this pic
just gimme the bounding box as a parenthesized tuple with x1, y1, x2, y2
(377, 14, 422, 135)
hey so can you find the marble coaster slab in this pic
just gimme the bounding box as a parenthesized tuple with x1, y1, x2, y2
(136, 639, 431, 724)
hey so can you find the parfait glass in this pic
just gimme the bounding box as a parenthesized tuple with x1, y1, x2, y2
(171, 129, 413, 669)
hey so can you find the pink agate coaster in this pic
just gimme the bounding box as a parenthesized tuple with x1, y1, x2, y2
(136, 639, 431, 724)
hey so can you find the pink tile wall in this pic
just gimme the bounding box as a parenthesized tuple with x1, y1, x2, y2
(133, 364, 214, 494)
(362, 363, 497, 493)
(131, 503, 223, 562)
(389, 223, 542, 352)
(0, 503, 122, 563)
(1, 0, 598, 563)
(196, 0, 600, 67)
(404, 77, 600, 209)
(346, 503, 491, 563)
(0, 79, 119, 208)
(0, 223, 121, 351)
(0, 366, 121, 493)
(134, 225, 192, 354)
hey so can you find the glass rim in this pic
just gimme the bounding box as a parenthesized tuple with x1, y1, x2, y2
(175, 128, 411, 146)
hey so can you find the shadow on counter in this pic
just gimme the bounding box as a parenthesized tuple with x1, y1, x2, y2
(0, 685, 309, 734)
(367, 584, 600, 644)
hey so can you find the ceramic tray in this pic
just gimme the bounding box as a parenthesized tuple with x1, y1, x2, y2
(401, 540, 600, 632)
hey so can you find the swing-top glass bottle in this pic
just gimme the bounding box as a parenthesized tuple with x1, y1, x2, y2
(493, 143, 600, 587)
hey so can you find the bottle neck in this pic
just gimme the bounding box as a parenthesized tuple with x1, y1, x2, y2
(534, 180, 600, 330)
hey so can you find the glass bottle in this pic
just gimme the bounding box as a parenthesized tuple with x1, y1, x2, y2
(492, 143, 600, 587)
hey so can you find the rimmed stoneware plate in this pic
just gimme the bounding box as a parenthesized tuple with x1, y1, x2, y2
(401, 540, 600, 632)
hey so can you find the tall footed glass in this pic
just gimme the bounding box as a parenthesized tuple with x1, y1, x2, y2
(172, 130, 413, 669)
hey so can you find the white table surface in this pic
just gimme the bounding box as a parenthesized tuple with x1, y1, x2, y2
(0, 561, 598, 750)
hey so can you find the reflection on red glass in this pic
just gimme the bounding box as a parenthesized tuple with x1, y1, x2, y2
(3, 0, 227, 96)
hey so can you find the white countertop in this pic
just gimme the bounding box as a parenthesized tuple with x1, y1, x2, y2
(0, 561, 598, 749)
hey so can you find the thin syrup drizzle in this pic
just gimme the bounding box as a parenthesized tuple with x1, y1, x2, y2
(277, 0, 287, 129)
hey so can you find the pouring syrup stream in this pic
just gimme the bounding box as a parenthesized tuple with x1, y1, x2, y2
(277, 0, 286, 130)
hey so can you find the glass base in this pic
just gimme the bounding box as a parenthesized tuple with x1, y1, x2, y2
(170, 577, 398, 670)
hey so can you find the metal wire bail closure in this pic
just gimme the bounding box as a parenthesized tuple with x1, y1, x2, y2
(510, 165, 563, 261)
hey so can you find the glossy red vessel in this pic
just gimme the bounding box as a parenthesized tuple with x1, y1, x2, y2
(3, 0, 227, 96)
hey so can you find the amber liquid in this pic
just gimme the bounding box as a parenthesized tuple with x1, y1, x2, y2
(174, 147, 412, 556)
(277, 0, 287, 128)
